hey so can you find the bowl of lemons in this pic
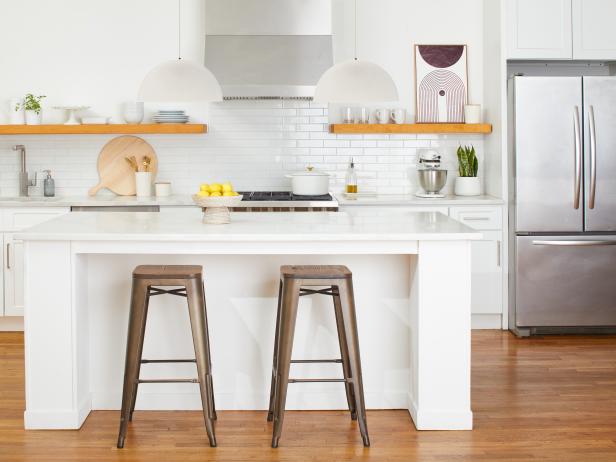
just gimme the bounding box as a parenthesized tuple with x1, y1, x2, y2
(192, 182, 243, 224)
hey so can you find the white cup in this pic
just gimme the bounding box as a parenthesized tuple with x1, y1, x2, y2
(124, 102, 144, 124)
(135, 172, 152, 197)
(356, 107, 370, 124)
(391, 108, 406, 124)
(375, 108, 390, 124)
(341, 107, 354, 124)
(464, 104, 482, 124)
(155, 181, 171, 197)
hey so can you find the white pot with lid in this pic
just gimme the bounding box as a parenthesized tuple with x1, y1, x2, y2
(286, 166, 330, 196)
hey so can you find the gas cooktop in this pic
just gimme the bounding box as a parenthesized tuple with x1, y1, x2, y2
(238, 191, 334, 202)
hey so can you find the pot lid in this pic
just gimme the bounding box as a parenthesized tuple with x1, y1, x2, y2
(288, 166, 330, 177)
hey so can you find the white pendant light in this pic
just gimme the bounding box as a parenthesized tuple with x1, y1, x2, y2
(138, 0, 222, 102)
(314, 0, 398, 104)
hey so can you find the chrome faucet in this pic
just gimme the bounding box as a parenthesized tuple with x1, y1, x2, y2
(12, 145, 37, 197)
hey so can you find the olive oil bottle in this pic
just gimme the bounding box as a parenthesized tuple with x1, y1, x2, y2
(345, 158, 358, 193)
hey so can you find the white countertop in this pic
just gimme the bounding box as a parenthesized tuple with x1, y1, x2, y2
(16, 209, 481, 242)
(336, 194, 504, 206)
(0, 193, 503, 208)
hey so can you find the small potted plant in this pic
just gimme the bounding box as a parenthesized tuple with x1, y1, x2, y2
(455, 145, 481, 196)
(16, 94, 46, 125)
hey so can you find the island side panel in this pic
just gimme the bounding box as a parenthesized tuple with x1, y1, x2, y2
(409, 240, 473, 430)
(23, 241, 90, 429)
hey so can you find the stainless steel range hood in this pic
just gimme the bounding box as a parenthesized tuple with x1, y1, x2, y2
(205, 0, 333, 100)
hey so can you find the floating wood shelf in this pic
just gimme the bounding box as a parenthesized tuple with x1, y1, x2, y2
(0, 124, 207, 135)
(330, 123, 492, 135)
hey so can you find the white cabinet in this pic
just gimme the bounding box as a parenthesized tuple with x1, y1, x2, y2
(507, 0, 616, 60)
(450, 207, 503, 318)
(572, 0, 616, 59)
(3, 234, 23, 316)
(507, 0, 572, 59)
(0, 207, 70, 318)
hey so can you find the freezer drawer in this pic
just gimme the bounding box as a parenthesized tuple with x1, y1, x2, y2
(515, 235, 616, 327)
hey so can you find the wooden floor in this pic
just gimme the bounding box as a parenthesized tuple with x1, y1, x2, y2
(1, 331, 616, 461)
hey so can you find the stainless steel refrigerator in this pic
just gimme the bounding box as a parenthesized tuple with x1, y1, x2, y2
(511, 76, 616, 335)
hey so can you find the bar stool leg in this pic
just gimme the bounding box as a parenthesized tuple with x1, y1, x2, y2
(338, 280, 370, 447)
(186, 278, 217, 448)
(271, 278, 301, 448)
(267, 279, 283, 422)
(128, 285, 151, 422)
(201, 282, 217, 421)
(117, 278, 150, 449)
(332, 284, 357, 421)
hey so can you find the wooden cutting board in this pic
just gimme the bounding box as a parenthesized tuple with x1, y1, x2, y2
(88, 135, 158, 196)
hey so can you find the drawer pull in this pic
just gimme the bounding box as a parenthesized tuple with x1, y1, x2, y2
(532, 240, 616, 246)
(462, 216, 490, 221)
(6, 243, 9, 269)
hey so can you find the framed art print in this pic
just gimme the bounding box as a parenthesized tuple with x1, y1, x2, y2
(414, 45, 468, 123)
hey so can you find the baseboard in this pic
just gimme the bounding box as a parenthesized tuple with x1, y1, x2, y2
(92, 390, 409, 411)
(471, 313, 502, 329)
(24, 394, 91, 429)
(0, 316, 24, 332)
(408, 394, 473, 430)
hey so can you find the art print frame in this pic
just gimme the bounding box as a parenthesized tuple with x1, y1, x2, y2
(414, 44, 468, 123)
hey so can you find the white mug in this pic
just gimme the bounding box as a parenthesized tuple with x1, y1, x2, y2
(391, 108, 406, 124)
(375, 108, 390, 124)
(356, 107, 370, 124)
(464, 104, 482, 124)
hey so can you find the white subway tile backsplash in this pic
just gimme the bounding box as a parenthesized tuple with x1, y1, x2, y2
(0, 102, 485, 196)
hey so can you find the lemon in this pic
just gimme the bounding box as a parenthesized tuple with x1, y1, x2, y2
(209, 183, 222, 193)
(223, 191, 235, 196)
(210, 191, 222, 197)
(222, 182, 233, 192)
(197, 190, 209, 197)
(200, 183, 210, 192)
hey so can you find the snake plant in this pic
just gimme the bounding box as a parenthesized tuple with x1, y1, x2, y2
(457, 145, 478, 177)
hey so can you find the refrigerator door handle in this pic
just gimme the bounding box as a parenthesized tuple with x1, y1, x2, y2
(589, 105, 597, 210)
(532, 240, 616, 247)
(573, 106, 582, 210)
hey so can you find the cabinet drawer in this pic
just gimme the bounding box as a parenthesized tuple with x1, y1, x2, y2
(450, 207, 502, 230)
(2, 208, 70, 231)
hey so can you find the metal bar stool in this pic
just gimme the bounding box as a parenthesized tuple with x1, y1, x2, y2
(267, 265, 370, 448)
(117, 265, 217, 448)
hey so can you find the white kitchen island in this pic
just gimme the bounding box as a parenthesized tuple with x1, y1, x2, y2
(17, 209, 480, 433)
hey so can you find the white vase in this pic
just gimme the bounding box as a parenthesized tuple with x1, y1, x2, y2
(25, 110, 42, 125)
(9, 99, 24, 125)
(455, 177, 481, 196)
(124, 102, 144, 124)
(135, 172, 152, 197)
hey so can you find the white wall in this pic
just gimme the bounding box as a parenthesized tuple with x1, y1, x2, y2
(0, 0, 495, 197)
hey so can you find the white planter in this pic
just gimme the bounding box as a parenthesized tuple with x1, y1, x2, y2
(25, 110, 42, 125)
(455, 177, 481, 196)
(135, 172, 152, 197)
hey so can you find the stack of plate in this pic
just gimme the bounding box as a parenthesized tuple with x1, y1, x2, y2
(153, 110, 189, 124)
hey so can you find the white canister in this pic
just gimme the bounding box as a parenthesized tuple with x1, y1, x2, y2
(135, 172, 152, 197)
(155, 181, 171, 197)
(464, 104, 482, 124)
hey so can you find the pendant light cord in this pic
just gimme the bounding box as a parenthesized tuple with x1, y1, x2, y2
(178, 0, 182, 60)
(354, 0, 358, 61)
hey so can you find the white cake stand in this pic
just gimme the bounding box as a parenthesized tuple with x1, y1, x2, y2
(192, 194, 244, 224)
(53, 106, 90, 125)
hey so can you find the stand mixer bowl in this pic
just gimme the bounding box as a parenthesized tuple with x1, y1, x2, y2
(417, 169, 447, 194)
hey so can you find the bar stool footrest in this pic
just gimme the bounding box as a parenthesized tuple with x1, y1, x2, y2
(288, 378, 349, 383)
(141, 359, 197, 364)
(138, 378, 199, 384)
(290, 359, 342, 364)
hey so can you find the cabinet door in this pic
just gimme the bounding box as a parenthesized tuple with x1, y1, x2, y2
(4, 234, 24, 317)
(0, 239, 4, 316)
(507, 0, 572, 59)
(572, 0, 616, 59)
(470, 232, 503, 315)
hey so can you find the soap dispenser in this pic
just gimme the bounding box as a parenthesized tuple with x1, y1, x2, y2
(43, 170, 55, 197)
